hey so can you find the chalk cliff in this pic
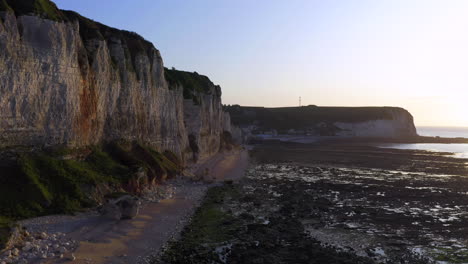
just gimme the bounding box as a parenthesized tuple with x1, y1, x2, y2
(225, 105, 417, 139)
(0, 0, 233, 162)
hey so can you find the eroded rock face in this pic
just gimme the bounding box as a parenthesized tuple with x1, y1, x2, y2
(183, 90, 225, 162)
(0, 12, 184, 153)
(0, 9, 234, 161)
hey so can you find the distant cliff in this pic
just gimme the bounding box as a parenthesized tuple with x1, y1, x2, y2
(225, 105, 418, 138)
(0, 0, 235, 163)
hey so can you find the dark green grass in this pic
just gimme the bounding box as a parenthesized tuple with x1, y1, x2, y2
(164, 68, 221, 101)
(0, 0, 13, 12)
(159, 185, 242, 264)
(2, 0, 65, 21)
(0, 141, 182, 221)
(225, 105, 413, 132)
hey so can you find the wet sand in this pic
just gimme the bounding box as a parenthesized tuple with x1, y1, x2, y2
(251, 141, 468, 176)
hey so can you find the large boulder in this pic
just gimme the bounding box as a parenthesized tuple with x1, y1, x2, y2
(99, 195, 140, 220)
(116, 196, 140, 219)
(100, 202, 122, 220)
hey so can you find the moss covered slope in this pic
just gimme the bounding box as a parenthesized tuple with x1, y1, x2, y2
(0, 142, 182, 221)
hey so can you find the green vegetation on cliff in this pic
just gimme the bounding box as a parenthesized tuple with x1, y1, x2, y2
(165, 68, 221, 101)
(0, 0, 13, 13)
(0, 142, 182, 221)
(0, 0, 157, 78)
(225, 105, 412, 132)
(2, 0, 222, 100)
(0, 142, 183, 250)
(1, 0, 65, 21)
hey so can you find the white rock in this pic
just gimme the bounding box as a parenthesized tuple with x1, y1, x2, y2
(22, 242, 33, 252)
(39, 232, 48, 239)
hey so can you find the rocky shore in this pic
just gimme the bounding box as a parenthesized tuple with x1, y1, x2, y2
(0, 231, 77, 264)
(156, 142, 468, 264)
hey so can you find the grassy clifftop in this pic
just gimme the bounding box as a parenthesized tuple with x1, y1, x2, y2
(1, 0, 156, 75)
(225, 105, 413, 131)
(1, 0, 221, 99)
(165, 68, 221, 100)
(0, 0, 65, 21)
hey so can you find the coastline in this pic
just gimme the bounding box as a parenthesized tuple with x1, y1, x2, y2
(250, 135, 468, 145)
(156, 141, 468, 263)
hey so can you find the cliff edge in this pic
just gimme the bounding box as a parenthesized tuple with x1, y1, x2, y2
(225, 105, 418, 139)
(0, 0, 235, 163)
(0, 0, 241, 242)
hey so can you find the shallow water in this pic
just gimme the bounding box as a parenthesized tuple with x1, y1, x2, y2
(418, 126, 468, 138)
(378, 143, 468, 159)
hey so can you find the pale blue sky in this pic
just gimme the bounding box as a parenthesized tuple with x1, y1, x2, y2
(54, 0, 468, 126)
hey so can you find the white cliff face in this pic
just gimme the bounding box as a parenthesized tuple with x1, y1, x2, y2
(335, 120, 413, 138)
(226, 106, 418, 139)
(334, 108, 417, 138)
(183, 90, 225, 162)
(0, 11, 233, 162)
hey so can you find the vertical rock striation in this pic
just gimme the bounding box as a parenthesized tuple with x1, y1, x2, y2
(0, 0, 234, 162)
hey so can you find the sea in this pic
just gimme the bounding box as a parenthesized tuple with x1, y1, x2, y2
(380, 126, 468, 159)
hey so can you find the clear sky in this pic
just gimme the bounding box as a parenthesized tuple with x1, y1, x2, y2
(53, 0, 468, 127)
